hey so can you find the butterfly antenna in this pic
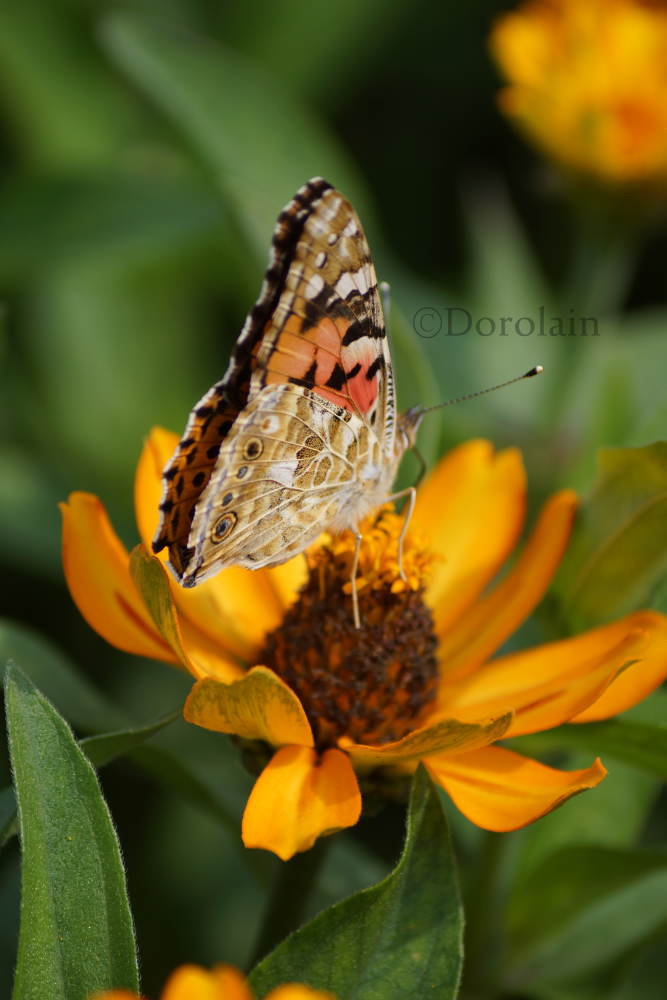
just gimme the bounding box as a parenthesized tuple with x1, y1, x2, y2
(417, 366, 544, 416)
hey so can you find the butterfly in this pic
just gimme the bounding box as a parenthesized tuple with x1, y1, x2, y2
(152, 177, 424, 627)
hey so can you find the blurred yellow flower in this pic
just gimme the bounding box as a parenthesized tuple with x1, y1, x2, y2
(93, 962, 333, 1000)
(62, 432, 667, 860)
(490, 0, 667, 183)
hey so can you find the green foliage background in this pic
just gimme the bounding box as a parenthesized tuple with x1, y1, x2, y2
(1, 1, 667, 997)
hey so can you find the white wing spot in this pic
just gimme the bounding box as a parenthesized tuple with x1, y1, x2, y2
(335, 273, 357, 299)
(314, 251, 327, 268)
(304, 273, 325, 299)
(342, 218, 358, 237)
(327, 233, 338, 245)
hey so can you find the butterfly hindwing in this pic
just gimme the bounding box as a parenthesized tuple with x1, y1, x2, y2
(184, 384, 375, 584)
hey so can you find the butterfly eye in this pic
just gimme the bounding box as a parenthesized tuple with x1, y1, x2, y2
(212, 512, 237, 542)
(243, 437, 263, 460)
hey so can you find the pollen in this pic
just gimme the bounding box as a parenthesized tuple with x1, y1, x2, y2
(259, 507, 439, 748)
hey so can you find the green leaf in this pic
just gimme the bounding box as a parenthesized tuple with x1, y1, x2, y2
(507, 846, 667, 962)
(509, 717, 667, 780)
(100, 13, 369, 260)
(0, 175, 228, 285)
(0, 618, 126, 733)
(5, 661, 139, 999)
(249, 764, 463, 1000)
(79, 705, 183, 768)
(552, 442, 667, 630)
(504, 848, 667, 992)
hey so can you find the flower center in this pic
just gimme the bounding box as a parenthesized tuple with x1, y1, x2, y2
(258, 507, 439, 749)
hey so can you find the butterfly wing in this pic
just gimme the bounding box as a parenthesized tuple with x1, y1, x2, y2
(154, 178, 396, 586)
(183, 384, 376, 584)
(249, 186, 397, 455)
(152, 177, 335, 576)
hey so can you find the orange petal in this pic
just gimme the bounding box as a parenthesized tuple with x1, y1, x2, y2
(161, 963, 251, 1000)
(60, 493, 177, 664)
(268, 987, 336, 1000)
(242, 745, 361, 860)
(184, 666, 314, 747)
(438, 615, 652, 737)
(437, 490, 578, 682)
(135, 427, 290, 661)
(210, 966, 254, 1000)
(425, 745, 607, 832)
(572, 610, 667, 722)
(90, 993, 139, 1000)
(340, 712, 513, 773)
(413, 440, 526, 636)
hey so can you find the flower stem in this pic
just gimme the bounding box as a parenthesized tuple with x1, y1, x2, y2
(248, 836, 332, 970)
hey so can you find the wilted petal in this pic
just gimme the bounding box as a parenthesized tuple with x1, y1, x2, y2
(341, 712, 513, 773)
(60, 493, 177, 664)
(412, 440, 526, 637)
(437, 490, 578, 682)
(425, 745, 606, 831)
(184, 667, 314, 747)
(572, 610, 667, 722)
(129, 545, 242, 682)
(242, 745, 361, 860)
(439, 614, 651, 736)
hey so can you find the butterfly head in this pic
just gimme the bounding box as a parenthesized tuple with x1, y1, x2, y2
(396, 406, 425, 456)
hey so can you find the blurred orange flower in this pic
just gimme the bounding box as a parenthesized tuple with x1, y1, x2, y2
(93, 962, 333, 1000)
(490, 0, 667, 183)
(61, 432, 667, 860)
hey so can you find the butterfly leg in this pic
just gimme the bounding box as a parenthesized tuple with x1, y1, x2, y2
(350, 527, 363, 629)
(385, 487, 417, 583)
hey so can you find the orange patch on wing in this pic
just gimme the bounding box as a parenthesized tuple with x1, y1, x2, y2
(345, 344, 380, 419)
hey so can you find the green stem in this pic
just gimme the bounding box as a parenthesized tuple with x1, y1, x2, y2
(248, 836, 332, 970)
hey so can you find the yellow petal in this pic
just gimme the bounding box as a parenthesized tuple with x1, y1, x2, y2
(413, 440, 526, 636)
(265, 557, 309, 610)
(242, 745, 361, 860)
(135, 427, 288, 661)
(437, 490, 578, 682)
(425, 745, 607, 832)
(60, 493, 177, 664)
(439, 616, 651, 737)
(571, 610, 667, 722)
(340, 712, 513, 773)
(161, 963, 252, 1000)
(268, 987, 336, 1000)
(184, 666, 314, 747)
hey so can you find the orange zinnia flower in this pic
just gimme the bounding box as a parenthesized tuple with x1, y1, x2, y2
(61, 433, 667, 860)
(490, 0, 667, 184)
(93, 962, 332, 1000)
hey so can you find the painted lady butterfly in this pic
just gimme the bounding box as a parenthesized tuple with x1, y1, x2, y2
(153, 177, 424, 627)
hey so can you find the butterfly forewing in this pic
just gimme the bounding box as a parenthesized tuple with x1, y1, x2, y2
(153, 178, 400, 587)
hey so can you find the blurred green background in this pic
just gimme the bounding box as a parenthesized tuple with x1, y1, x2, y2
(2, 1, 667, 997)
